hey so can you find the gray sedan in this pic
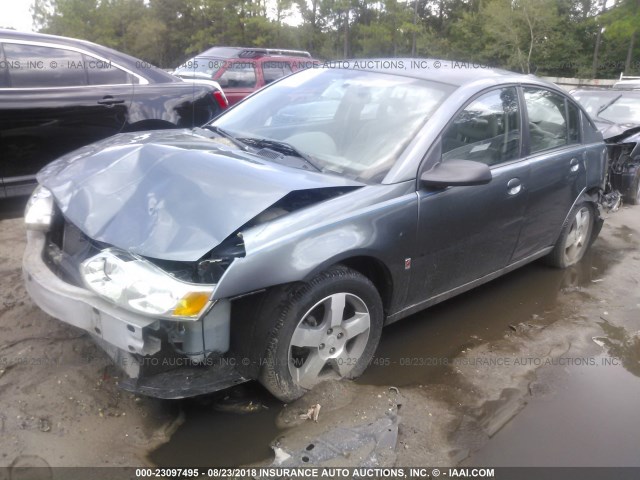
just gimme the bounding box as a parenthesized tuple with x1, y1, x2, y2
(23, 61, 607, 401)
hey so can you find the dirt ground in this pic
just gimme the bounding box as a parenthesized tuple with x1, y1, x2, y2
(1, 199, 639, 469)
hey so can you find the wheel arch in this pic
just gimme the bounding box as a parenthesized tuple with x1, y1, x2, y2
(227, 255, 393, 380)
(316, 255, 393, 316)
(580, 187, 604, 244)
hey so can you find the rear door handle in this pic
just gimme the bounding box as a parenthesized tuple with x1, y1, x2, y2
(507, 178, 522, 196)
(570, 157, 580, 172)
(98, 95, 125, 106)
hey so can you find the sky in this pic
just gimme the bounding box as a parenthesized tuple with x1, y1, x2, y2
(1, 0, 35, 32)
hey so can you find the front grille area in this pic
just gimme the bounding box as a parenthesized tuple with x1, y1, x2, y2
(43, 210, 104, 287)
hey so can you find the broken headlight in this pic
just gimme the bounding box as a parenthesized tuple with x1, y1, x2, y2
(197, 233, 245, 283)
(25, 185, 54, 231)
(80, 249, 214, 320)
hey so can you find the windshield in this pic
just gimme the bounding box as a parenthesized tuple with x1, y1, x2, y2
(210, 68, 454, 183)
(573, 91, 640, 125)
(174, 57, 224, 78)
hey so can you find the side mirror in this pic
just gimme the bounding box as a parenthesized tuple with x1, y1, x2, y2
(420, 159, 492, 188)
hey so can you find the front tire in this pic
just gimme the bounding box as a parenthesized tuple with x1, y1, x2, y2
(545, 203, 595, 268)
(258, 265, 383, 402)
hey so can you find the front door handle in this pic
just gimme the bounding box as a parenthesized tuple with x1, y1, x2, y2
(570, 157, 580, 172)
(98, 95, 125, 106)
(507, 178, 522, 196)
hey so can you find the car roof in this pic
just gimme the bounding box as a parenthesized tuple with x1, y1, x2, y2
(198, 46, 312, 59)
(0, 29, 176, 83)
(573, 88, 640, 96)
(345, 59, 560, 89)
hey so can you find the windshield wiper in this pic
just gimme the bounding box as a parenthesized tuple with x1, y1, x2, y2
(203, 125, 247, 150)
(238, 137, 322, 172)
(597, 94, 623, 116)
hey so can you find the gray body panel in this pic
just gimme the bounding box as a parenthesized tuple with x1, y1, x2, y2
(213, 182, 417, 315)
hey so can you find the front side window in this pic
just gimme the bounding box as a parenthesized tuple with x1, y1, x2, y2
(3, 43, 87, 87)
(218, 62, 257, 88)
(212, 68, 454, 183)
(524, 88, 568, 154)
(442, 87, 521, 166)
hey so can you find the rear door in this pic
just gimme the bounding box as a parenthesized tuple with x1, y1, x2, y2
(511, 87, 587, 261)
(0, 41, 133, 196)
(409, 86, 530, 304)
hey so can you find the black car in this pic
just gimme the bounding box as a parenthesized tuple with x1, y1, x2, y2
(24, 62, 608, 401)
(572, 88, 640, 204)
(0, 30, 228, 198)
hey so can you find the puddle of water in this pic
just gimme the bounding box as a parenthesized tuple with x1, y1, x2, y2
(462, 354, 640, 466)
(358, 244, 618, 388)
(148, 384, 281, 467)
(612, 224, 639, 245)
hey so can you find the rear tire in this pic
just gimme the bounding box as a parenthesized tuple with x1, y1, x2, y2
(545, 203, 595, 268)
(258, 265, 383, 402)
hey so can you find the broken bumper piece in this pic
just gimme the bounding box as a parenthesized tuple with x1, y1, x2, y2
(22, 230, 247, 399)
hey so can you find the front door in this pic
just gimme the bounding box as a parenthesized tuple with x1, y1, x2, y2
(409, 86, 529, 305)
(0, 42, 132, 196)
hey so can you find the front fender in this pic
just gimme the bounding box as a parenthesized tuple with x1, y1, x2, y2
(212, 182, 417, 314)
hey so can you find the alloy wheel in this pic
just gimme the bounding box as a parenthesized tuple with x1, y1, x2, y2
(288, 292, 371, 390)
(563, 206, 591, 265)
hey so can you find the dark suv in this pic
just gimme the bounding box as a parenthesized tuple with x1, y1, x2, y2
(0, 30, 228, 198)
(173, 47, 317, 105)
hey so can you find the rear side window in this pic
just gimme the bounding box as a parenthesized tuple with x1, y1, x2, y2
(262, 61, 293, 85)
(218, 62, 256, 88)
(524, 88, 568, 153)
(567, 101, 581, 144)
(0, 44, 9, 87)
(83, 54, 130, 85)
(3, 43, 87, 87)
(442, 87, 521, 166)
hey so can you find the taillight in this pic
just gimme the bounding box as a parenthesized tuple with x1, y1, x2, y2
(213, 90, 228, 109)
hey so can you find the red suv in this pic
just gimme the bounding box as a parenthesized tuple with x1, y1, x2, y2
(174, 47, 317, 105)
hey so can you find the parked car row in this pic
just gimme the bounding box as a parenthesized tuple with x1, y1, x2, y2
(8, 28, 638, 402)
(173, 46, 317, 105)
(0, 29, 228, 198)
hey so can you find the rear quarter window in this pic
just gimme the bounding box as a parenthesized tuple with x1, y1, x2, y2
(568, 101, 581, 144)
(0, 44, 10, 87)
(83, 53, 130, 85)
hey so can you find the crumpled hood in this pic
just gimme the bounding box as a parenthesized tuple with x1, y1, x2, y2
(593, 120, 640, 141)
(38, 130, 362, 261)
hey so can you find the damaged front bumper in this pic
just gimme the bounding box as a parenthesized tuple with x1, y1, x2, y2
(23, 229, 247, 399)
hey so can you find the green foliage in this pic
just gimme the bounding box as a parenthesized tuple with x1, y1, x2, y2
(30, 0, 639, 77)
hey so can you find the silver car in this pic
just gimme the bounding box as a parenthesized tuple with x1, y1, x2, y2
(23, 61, 607, 401)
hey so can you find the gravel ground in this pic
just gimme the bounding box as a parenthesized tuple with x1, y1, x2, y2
(1, 201, 638, 469)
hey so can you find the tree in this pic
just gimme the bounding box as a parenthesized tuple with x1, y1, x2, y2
(480, 0, 561, 74)
(603, 0, 640, 74)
